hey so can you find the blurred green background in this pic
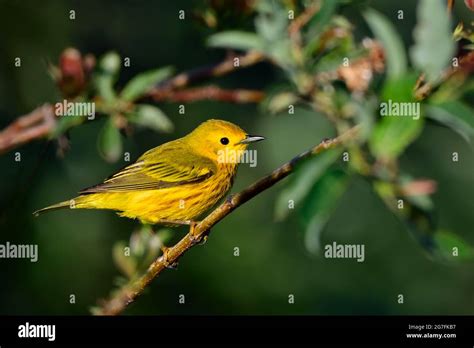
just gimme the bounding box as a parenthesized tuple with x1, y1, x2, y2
(0, 0, 473, 315)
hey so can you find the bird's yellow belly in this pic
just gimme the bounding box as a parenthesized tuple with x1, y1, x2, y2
(77, 175, 232, 224)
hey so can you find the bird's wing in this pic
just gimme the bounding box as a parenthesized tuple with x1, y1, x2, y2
(79, 141, 216, 194)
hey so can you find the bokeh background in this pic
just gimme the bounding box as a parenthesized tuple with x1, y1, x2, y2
(0, 0, 473, 315)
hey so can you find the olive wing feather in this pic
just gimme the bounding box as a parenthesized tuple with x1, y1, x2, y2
(79, 141, 216, 194)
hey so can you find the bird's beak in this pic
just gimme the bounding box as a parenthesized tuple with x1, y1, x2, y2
(237, 135, 265, 145)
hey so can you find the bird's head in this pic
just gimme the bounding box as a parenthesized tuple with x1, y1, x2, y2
(184, 119, 264, 164)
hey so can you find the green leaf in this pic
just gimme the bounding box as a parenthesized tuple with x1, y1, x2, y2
(426, 101, 474, 143)
(254, 1, 292, 67)
(275, 148, 342, 221)
(98, 118, 123, 162)
(113, 241, 136, 279)
(266, 91, 298, 114)
(369, 75, 424, 160)
(311, 35, 356, 73)
(255, 1, 288, 43)
(301, 170, 349, 254)
(434, 230, 474, 262)
(307, 0, 338, 33)
(363, 9, 407, 79)
(129, 105, 174, 133)
(50, 116, 85, 139)
(120, 66, 174, 101)
(267, 40, 293, 68)
(207, 31, 263, 51)
(141, 228, 172, 269)
(100, 51, 121, 74)
(304, 1, 340, 57)
(410, 0, 455, 83)
(95, 52, 121, 102)
(354, 96, 377, 142)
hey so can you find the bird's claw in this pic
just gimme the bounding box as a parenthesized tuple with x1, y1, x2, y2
(188, 231, 209, 246)
(188, 233, 200, 246)
(160, 245, 178, 269)
(226, 194, 235, 204)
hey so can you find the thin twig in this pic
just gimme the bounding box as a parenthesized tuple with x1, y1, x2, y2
(447, 0, 455, 14)
(414, 51, 474, 100)
(288, 1, 321, 37)
(149, 50, 265, 92)
(95, 125, 361, 316)
(0, 104, 55, 155)
(149, 85, 264, 103)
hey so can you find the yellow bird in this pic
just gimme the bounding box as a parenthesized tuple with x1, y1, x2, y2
(34, 119, 264, 229)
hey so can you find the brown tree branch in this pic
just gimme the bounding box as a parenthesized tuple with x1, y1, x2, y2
(0, 104, 56, 155)
(94, 125, 361, 316)
(149, 50, 265, 92)
(149, 85, 264, 103)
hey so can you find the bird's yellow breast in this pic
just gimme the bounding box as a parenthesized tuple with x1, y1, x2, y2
(75, 162, 237, 224)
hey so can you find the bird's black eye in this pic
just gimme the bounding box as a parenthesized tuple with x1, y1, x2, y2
(220, 137, 229, 145)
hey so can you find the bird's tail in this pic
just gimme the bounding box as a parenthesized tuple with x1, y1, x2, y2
(33, 198, 77, 217)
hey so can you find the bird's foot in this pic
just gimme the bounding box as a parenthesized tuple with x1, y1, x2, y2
(160, 245, 178, 269)
(225, 194, 235, 204)
(188, 221, 210, 246)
